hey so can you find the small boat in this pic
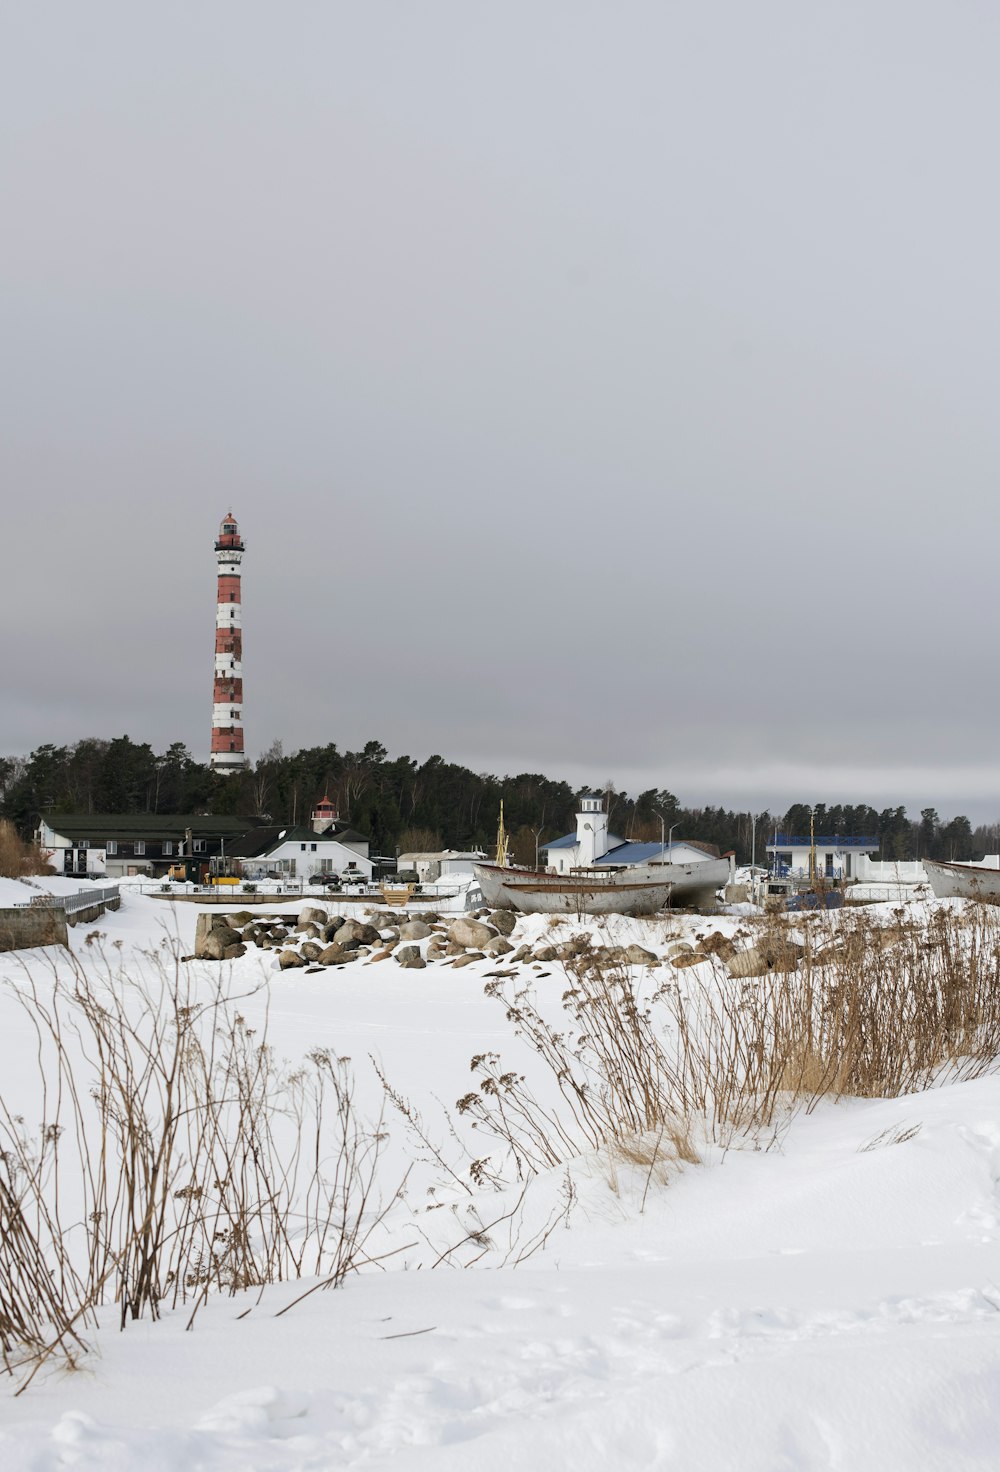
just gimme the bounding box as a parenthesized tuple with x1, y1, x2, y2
(923, 858, 1000, 901)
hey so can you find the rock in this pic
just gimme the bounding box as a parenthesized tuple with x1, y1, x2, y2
(222, 943, 246, 960)
(623, 944, 658, 965)
(511, 945, 532, 963)
(445, 941, 468, 956)
(304, 966, 325, 974)
(379, 927, 400, 942)
(448, 918, 497, 950)
(557, 936, 590, 959)
(298, 906, 328, 927)
(666, 941, 694, 959)
(226, 911, 255, 928)
(464, 951, 485, 962)
(336, 919, 379, 947)
(300, 941, 323, 961)
(278, 949, 305, 970)
(488, 910, 517, 937)
(395, 945, 426, 969)
(672, 951, 708, 969)
(698, 931, 737, 961)
(725, 941, 802, 978)
(294, 922, 321, 938)
(483, 936, 514, 957)
(532, 946, 558, 963)
(197, 924, 242, 960)
(450, 953, 477, 968)
(271, 926, 288, 943)
(318, 943, 351, 965)
(398, 919, 432, 941)
(368, 947, 394, 962)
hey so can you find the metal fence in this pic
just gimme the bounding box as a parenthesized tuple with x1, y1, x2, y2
(15, 885, 121, 916)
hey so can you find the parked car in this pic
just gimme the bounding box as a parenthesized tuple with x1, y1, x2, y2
(309, 873, 341, 888)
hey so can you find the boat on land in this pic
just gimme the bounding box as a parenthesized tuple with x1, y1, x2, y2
(473, 856, 729, 915)
(923, 857, 1000, 901)
(473, 864, 675, 916)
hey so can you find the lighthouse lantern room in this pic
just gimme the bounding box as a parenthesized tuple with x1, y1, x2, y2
(210, 513, 247, 774)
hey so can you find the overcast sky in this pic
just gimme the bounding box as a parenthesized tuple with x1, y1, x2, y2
(4, 2, 1000, 819)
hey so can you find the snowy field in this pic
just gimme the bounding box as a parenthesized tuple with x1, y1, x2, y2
(2, 887, 1000, 1469)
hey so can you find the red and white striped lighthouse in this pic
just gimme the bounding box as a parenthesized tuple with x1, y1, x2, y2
(210, 512, 247, 774)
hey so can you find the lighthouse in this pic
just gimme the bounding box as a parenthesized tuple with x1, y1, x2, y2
(210, 512, 247, 774)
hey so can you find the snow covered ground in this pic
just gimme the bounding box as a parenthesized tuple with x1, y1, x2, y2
(2, 890, 1000, 1469)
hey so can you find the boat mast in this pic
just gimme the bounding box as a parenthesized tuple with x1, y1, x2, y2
(495, 801, 511, 868)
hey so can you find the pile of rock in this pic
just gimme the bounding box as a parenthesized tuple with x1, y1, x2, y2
(193, 905, 797, 979)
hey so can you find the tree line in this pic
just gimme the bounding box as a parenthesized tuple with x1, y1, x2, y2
(0, 735, 988, 866)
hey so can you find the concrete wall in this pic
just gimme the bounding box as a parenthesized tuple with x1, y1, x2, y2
(0, 906, 69, 952)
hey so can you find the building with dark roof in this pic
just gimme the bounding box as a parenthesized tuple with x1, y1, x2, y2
(36, 814, 271, 878)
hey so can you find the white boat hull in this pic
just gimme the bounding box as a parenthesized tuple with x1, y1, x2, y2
(924, 858, 1000, 901)
(473, 858, 727, 916)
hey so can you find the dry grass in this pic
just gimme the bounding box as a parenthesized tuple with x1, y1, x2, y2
(460, 904, 1000, 1183)
(0, 822, 52, 880)
(0, 941, 402, 1389)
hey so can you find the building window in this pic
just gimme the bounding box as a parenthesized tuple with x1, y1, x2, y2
(163, 841, 172, 856)
(135, 841, 145, 856)
(78, 839, 90, 849)
(193, 840, 206, 853)
(310, 843, 317, 852)
(107, 841, 117, 855)
(300, 843, 306, 851)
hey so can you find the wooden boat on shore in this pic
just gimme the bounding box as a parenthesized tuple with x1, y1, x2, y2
(924, 858, 1000, 901)
(473, 865, 673, 915)
(473, 857, 728, 915)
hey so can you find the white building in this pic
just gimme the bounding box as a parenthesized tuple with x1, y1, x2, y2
(542, 795, 720, 874)
(396, 850, 486, 884)
(765, 832, 880, 882)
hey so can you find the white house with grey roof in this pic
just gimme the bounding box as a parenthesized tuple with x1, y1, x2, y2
(542, 795, 719, 874)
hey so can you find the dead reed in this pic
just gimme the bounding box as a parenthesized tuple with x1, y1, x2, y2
(459, 904, 1000, 1181)
(0, 940, 400, 1388)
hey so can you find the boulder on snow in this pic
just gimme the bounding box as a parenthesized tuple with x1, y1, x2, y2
(336, 919, 380, 947)
(398, 918, 432, 941)
(449, 918, 497, 950)
(278, 949, 306, 970)
(488, 910, 517, 937)
(395, 944, 426, 969)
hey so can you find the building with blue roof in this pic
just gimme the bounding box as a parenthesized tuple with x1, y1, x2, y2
(542, 795, 722, 874)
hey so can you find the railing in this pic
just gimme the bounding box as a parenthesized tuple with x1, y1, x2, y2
(14, 885, 121, 916)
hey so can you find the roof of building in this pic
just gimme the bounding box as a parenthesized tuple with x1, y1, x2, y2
(603, 840, 718, 864)
(227, 823, 369, 858)
(543, 831, 626, 851)
(766, 834, 879, 850)
(40, 814, 267, 841)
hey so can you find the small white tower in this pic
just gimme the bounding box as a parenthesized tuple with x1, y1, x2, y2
(576, 793, 609, 866)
